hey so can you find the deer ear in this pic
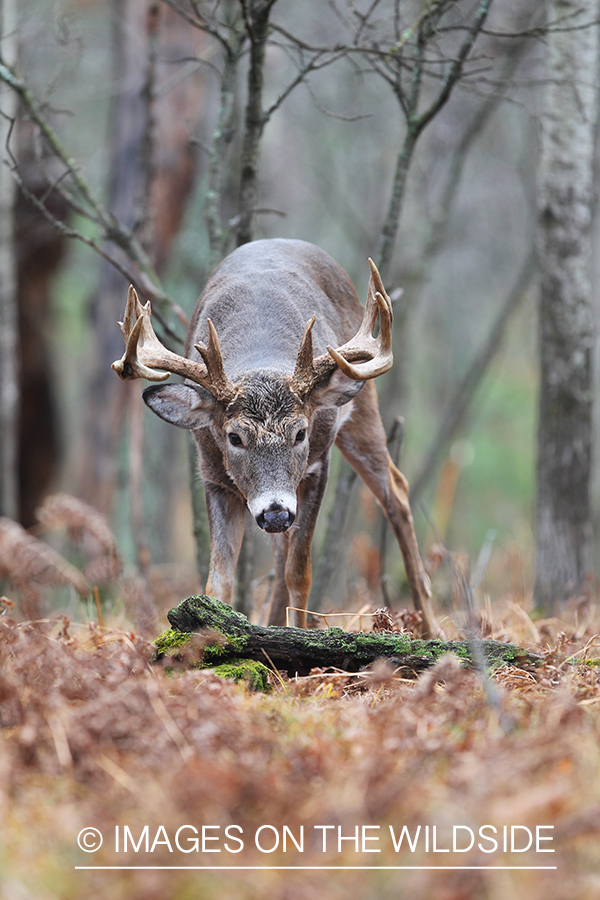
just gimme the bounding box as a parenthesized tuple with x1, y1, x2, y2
(143, 383, 215, 429)
(311, 369, 366, 409)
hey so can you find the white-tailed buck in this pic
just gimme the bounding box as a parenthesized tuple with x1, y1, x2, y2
(112, 239, 434, 634)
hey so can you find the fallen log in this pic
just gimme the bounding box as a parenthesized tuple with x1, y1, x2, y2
(154, 594, 541, 677)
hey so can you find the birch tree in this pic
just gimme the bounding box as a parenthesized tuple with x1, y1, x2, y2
(535, 0, 600, 609)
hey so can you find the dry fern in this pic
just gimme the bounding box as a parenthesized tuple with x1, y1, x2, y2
(0, 517, 90, 617)
(36, 493, 121, 583)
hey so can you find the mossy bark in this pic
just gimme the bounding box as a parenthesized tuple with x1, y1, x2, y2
(155, 594, 541, 677)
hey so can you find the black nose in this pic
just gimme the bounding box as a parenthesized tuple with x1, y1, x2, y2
(256, 504, 295, 533)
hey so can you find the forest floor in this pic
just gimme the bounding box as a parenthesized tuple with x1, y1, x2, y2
(0, 592, 599, 900)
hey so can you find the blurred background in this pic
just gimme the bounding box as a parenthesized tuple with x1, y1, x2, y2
(0, 0, 595, 632)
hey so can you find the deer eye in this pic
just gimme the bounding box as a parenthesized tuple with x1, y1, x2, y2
(228, 433, 243, 448)
(295, 428, 306, 444)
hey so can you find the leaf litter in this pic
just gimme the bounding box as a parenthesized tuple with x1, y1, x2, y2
(0, 599, 597, 900)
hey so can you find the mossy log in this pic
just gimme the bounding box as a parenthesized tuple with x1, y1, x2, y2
(155, 594, 541, 677)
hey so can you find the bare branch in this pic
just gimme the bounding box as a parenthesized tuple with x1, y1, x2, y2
(481, 9, 600, 40)
(303, 76, 370, 122)
(372, 0, 498, 276)
(0, 55, 186, 338)
(262, 49, 338, 122)
(410, 247, 536, 505)
(160, 0, 232, 50)
(416, 0, 494, 131)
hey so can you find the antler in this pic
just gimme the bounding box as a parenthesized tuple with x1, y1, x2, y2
(291, 258, 393, 398)
(111, 286, 236, 403)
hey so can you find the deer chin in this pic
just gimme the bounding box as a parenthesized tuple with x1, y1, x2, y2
(248, 493, 297, 533)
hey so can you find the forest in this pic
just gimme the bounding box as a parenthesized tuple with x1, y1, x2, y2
(0, 0, 600, 898)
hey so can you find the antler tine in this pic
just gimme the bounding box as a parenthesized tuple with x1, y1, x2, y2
(290, 260, 394, 399)
(290, 314, 317, 391)
(296, 314, 316, 374)
(119, 283, 145, 340)
(112, 287, 235, 401)
(193, 319, 236, 404)
(326, 257, 393, 381)
(112, 286, 170, 382)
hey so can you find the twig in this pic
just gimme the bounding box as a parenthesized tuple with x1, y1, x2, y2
(0, 55, 184, 334)
(6, 162, 183, 343)
(376, 0, 495, 277)
(378, 416, 405, 606)
(128, 383, 151, 580)
(308, 459, 357, 613)
(146, 678, 194, 762)
(410, 246, 536, 503)
(188, 434, 210, 587)
(234, 517, 255, 618)
(93, 586, 104, 628)
(452, 543, 515, 735)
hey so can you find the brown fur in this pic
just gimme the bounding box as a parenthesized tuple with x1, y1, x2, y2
(143, 240, 436, 635)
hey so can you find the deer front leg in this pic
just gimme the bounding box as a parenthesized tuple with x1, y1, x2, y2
(267, 457, 330, 628)
(380, 460, 438, 632)
(204, 483, 247, 605)
(336, 384, 440, 638)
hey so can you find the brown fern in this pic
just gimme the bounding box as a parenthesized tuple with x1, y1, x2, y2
(0, 518, 90, 619)
(35, 494, 121, 584)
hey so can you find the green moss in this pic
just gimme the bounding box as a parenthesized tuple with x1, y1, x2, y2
(202, 635, 249, 664)
(582, 658, 600, 668)
(212, 658, 272, 692)
(153, 628, 193, 658)
(167, 594, 254, 637)
(153, 626, 251, 669)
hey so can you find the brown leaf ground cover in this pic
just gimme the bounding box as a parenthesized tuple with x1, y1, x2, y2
(0, 599, 599, 900)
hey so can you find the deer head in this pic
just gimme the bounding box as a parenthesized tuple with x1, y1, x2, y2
(112, 259, 392, 533)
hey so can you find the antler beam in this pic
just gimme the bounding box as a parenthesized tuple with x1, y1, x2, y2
(291, 258, 393, 397)
(112, 286, 236, 403)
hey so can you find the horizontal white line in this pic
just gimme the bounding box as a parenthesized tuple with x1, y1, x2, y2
(75, 866, 558, 871)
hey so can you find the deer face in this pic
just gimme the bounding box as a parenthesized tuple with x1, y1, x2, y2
(143, 369, 361, 534)
(219, 373, 309, 532)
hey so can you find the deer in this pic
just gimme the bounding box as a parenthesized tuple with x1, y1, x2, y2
(112, 238, 436, 635)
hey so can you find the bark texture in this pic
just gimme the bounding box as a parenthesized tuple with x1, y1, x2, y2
(79, 1, 204, 514)
(157, 594, 540, 677)
(535, 0, 600, 608)
(236, 0, 272, 247)
(15, 159, 65, 526)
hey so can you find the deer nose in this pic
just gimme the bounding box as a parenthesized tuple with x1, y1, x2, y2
(256, 503, 295, 533)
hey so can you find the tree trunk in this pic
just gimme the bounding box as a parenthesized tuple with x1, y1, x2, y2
(156, 594, 541, 676)
(15, 159, 66, 527)
(78, 0, 204, 516)
(535, 0, 600, 609)
(79, 0, 157, 513)
(236, 0, 271, 247)
(0, 0, 18, 520)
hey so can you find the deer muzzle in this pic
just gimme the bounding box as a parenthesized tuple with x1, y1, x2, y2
(255, 502, 296, 533)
